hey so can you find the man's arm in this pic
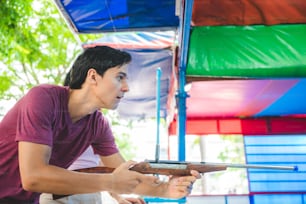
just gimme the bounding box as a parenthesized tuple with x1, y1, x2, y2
(18, 141, 157, 195)
(100, 152, 200, 199)
(100, 152, 126, 168)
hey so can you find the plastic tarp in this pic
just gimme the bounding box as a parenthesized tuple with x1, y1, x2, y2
(177, 0, 306, 136)
(185, 79, 306, 118)
(54, 0, 306, 132)
(116, 48, 173, 119)
(54, 0, 179, 33)
(83, 31, 177, 49)
(169, 117, 306, 136)
(192, 0, 306, 26)
(54, 0, 306, 33)
(54, 0, 306, 130)
(187, 25, 306, 78)
(169, 79, 306, 135)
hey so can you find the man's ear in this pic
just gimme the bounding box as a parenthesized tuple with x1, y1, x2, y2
(87, 68, 98, 84)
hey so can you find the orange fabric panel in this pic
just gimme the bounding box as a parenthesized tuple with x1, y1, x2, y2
(192, 0, 306, 26)
(168, 119, 219, 135)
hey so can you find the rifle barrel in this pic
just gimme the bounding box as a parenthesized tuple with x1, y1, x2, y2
(147, 160, 298, 171)
(205, 163, 298, 171)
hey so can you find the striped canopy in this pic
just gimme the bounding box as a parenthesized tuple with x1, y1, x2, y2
(54, 0, 306, 133)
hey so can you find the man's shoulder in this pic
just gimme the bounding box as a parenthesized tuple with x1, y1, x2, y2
(22, 84, 68, 106)
(32, 84, 65, 90)
(30, 84, 67, 95)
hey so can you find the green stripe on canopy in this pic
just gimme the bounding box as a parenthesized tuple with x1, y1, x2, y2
(187, 24, 306, 78)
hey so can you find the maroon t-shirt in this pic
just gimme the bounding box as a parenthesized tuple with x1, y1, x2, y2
(0, 84, 119, 202)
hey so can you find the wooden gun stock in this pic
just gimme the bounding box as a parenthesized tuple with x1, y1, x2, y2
(75, 161, 227, 176)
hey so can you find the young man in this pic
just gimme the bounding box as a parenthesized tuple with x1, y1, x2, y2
(39, 71, 145, 204)
(0, 46, 200, 204)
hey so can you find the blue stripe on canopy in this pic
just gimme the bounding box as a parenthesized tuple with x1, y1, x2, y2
(256, 79, 306, 117)
(54, 0, 179, 33)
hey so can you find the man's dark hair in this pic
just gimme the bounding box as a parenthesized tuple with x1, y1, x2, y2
(69, 46, 131, 89)
(63, 69, 71, 86)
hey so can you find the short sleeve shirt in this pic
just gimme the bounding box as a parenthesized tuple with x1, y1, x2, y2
(0, 84, 119, 201)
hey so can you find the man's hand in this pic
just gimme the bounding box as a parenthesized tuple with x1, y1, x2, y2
(163, 170, 201, 199)
(111, 161, 160, 194)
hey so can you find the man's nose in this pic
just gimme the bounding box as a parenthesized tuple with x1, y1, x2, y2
(122, 81, 129, 92)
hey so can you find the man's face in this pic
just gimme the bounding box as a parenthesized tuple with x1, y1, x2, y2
(93, 65, 129, 110)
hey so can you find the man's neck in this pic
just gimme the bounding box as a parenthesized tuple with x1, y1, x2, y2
(68, 89, 97, 123)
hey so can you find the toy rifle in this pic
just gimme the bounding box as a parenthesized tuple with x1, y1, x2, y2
(75, 160, 298, 176)
(52, 160, 297, 200)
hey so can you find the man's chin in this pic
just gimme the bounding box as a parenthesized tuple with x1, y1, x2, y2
(110, 104, 119, 110)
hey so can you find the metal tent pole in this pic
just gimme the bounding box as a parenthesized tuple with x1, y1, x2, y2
(155, 68, 162, 162)
(177, 0, 194, 161)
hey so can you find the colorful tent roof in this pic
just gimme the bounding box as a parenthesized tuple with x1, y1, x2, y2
(54, 0, 306, 134)
(172, 0, 306, 135)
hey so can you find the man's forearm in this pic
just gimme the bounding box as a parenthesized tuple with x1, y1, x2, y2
(21, 164, 113, 195)
(18, 142, 114, 195)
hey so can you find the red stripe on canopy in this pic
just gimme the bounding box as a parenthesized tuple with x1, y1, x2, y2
(192, 0, 306, 26)
(169, 117, 306, 135)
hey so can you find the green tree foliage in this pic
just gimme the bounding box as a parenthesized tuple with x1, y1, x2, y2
(218, 135, 245, 163)
(0, 0, 81, 100)
(0, 0, 33, 60)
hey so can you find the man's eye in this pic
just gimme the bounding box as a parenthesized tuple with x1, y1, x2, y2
(117, 75, 125, 81)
